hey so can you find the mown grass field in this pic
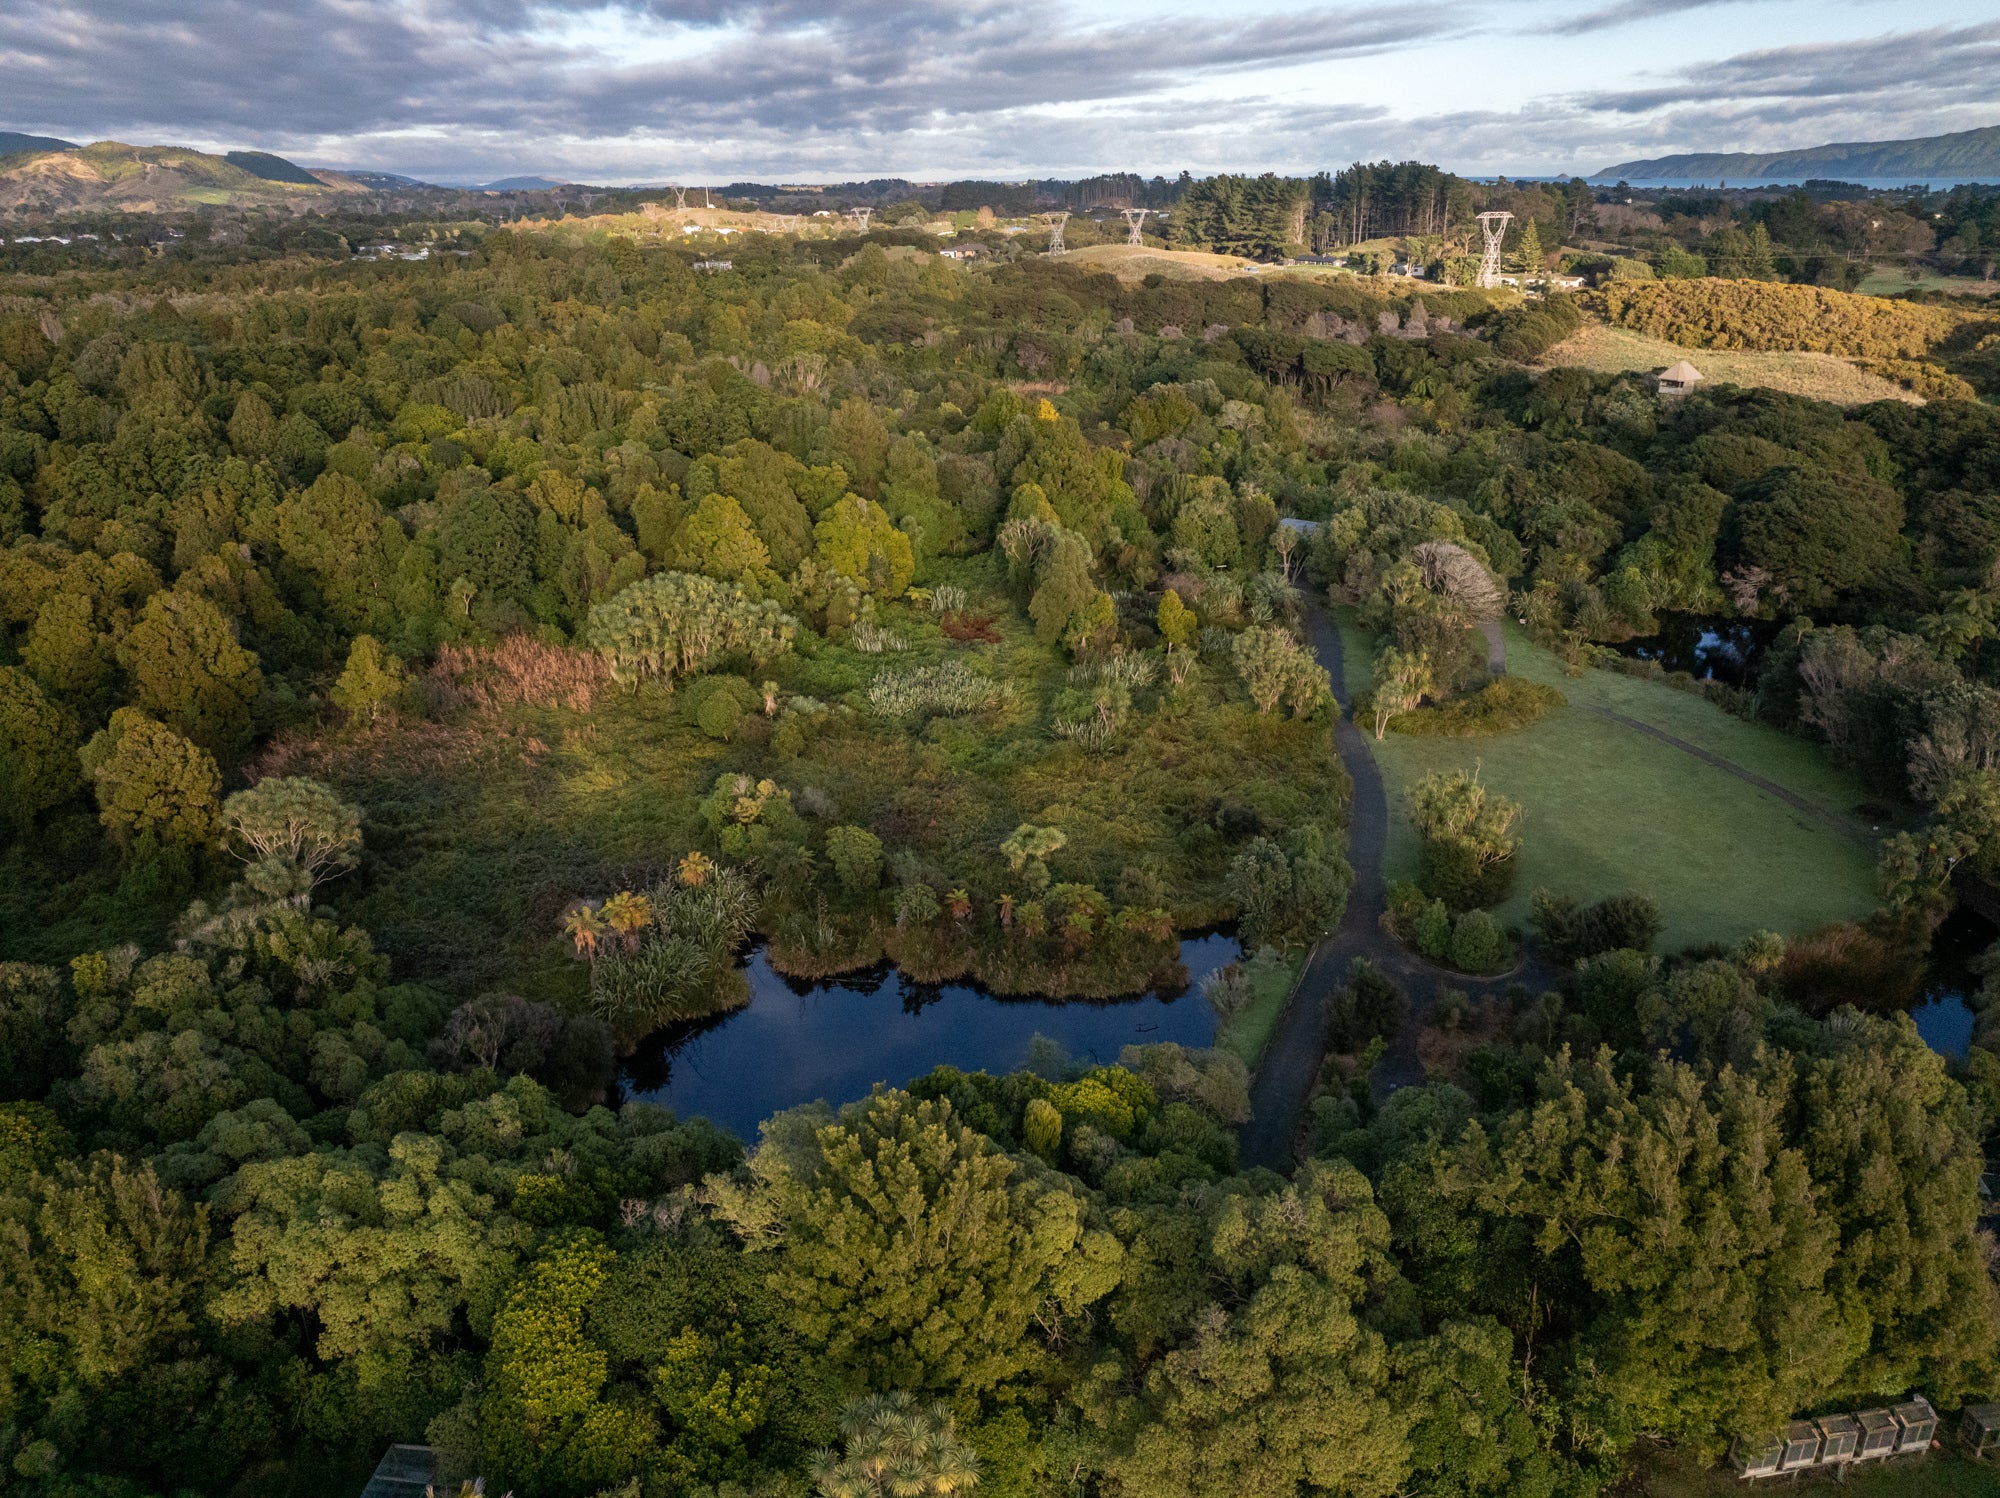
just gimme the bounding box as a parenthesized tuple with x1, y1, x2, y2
(1544, 324, 1920, 406)
(1338, 613, 1881, 952)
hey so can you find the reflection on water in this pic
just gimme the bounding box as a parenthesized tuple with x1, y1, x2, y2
(1911, 907, 1989, 1062)
(1616, 614, 1777, 687)
(623, 932, 1241, 1139)
(1911, 993, 1975, 1059)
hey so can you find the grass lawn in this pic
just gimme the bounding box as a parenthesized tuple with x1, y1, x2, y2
(1215, 947, 1307, 1066)
(1338, 614, 1881, 953)
(1544, 324, 1919, 407)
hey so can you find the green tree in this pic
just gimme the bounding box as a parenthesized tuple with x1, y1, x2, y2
(1369, 646, 1432, 738)
(825, 825, 885, 892)
(1028, 531, 1096, 647)
(226, 391, 278, 459)
(706, 1090, 1122, 1394)
(1735, 465, 1901, 611)
(0, 665, 80, 834)
(80, 708, 221, 848)
(673, 492, 783, 597)
(830, 397, 891, 498)
(479, 1233, 657, 1497)
(1231, 625, 1329, 716)
(586, 572, 798, 688)
(1104, 1162, 1412, 1498)
(1513, 218, 1545, 280)
(814, 495, 914, 597)
(220, 776, 363, 895)
(330, 634, 409, 722)
(121, 588, 261, 758)
(0, 1152, 209, 1387)
(1409, 768, 1521, 910)
(811, 1392, 982, 1498)
(275, 471, 387, 627)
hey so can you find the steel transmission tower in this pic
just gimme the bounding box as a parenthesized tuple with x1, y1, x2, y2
(848, 207, 872, 231)
(1476, 211, 1513, 288)
(1044, 211, 1069, 253)
(670, 185, 689, 211)
(1121, 208, 1149, 246)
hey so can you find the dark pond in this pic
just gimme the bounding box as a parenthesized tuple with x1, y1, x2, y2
(1615, 613, 1778, 687)
(623, 933, 1239, 1140)
(1911, 908, 1988, 1061)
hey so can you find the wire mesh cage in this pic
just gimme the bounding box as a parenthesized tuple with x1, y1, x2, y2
(1960, 1404, 2000, 1460)
(1895, 1397, 1938, 1455)
(1815, 1413, 1860, 1464)
(1779, 1421, 1823, 1471)
(1857, 1409, 1900, 1460)
(1730, 1434, 1784, 1479)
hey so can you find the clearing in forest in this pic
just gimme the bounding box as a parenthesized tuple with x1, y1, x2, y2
(1337, 615, 1882, 953)
(1543, 324, 1921, 406)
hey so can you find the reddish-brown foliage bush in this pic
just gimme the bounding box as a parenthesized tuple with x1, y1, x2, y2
(428, 636, 609, 714)
(941, 611, 1001, 644)
(1774, 920, 1925, 1014)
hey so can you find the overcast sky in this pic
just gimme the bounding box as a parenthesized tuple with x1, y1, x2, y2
(2, 0, 1996, 183)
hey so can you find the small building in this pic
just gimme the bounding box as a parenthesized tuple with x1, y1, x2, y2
(1659, 360, 1705, 397)
(1959, 1403, 2000, 1460)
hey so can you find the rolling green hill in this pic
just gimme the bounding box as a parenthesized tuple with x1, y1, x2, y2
(0, 140, 365, 212)
(1594, 123, 2000, 182)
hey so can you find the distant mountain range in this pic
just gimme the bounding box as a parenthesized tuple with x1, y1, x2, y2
(0, 140, 367, 213)
(0, 131, 79, 158)
(1594, 124, 2000, 182)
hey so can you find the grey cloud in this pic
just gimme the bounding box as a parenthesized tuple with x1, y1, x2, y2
(0, 0, 1467, 152)
(1547, 0, 1771, 38)
(1574, 21, 2000, 114)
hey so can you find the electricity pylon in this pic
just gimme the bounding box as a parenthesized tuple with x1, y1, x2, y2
(1044, 211, 1069, 253)
(1122, 208, 1149, 246)
(848, 207, 872, 231)
(1476, 211, 1513, 288)
(670, 186, 689, 211)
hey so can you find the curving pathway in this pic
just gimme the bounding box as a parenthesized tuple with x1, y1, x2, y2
(1238, 608, 1873, 1173)
(1237, 604, 1558, 1172)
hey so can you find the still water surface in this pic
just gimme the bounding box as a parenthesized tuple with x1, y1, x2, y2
(625, 933, 1237, 1139)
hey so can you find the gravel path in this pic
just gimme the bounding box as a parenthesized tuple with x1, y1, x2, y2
(1237, 604, 1558, 1173)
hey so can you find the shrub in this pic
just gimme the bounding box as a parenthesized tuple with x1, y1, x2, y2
(1386, 676, 1566, 737)
(1414, 899, 1452, 960)
(1488, 294, 1584, 362)
(868, 659, 1002, 721)
(1531, 889, 1664, 964)
(1201, 962, 1252, 1019)
(1324, 957, 1407, 1052)
(684, 674, 758, 740)
(1583, 278, 1972, 358)
(825, 824, 884, 891)
(1448, 909, 1512, 974)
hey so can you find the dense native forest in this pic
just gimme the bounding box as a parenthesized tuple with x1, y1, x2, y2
(0, 211, 1997, 1498)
